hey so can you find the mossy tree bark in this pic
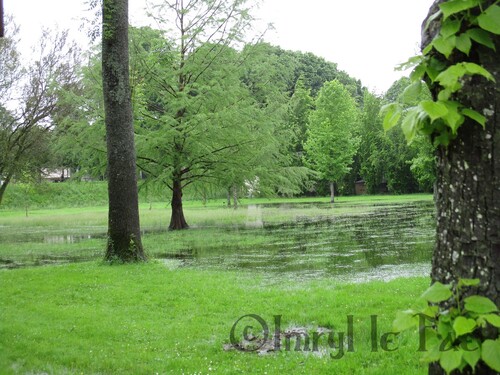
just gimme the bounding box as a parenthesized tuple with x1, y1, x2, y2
(102, 0, 146, 261)
(423, 1, 499, 374)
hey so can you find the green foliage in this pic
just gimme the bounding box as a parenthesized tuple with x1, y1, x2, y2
(360, 80, 435, 194)
(52, 52, 108, 179)
(393, 278, 500, 374)
(303, 80, 360, 187)
(382, 0, 500, 146)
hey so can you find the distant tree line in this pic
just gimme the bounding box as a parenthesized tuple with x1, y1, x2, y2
(0, 0, 436, 229)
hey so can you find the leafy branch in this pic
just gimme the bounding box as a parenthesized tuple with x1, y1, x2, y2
(381, 0, 500, 146)
(393, 279, 500, 374)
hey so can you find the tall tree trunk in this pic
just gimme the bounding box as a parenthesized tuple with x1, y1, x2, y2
(169, 177, 188, 230)
(0, 174, 12, 206)
(423, 1, 499, 374)
(232, 184, 238, 210)
(330, 181, 335, 203)
(227, 188, 231, 207)
(102, 0, 145, 261)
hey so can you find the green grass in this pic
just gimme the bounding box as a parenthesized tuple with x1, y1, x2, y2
(0, 194, 435, 373)
(0, 262, 430, 374)
(0, 179, 433, 210)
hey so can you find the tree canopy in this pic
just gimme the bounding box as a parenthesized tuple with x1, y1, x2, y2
(303, 80, 359, 202)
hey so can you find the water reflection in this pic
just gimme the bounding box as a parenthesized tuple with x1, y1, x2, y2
(159, 201, 435, 281)
(1, 200, 435, 281)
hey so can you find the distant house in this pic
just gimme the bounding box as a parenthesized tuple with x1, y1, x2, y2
(355, 180, 367, 195)
(41, 168, 71, 182)
(355, 179, 388, 195)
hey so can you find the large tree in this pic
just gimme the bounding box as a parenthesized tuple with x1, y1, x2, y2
(423, 1, 499, 372)
(422, 2, 499, 298)
(303, 80, 359, 202)
(385, 1, 499, 373)
(102, 0, 145, 261)
(133, 0, 303, 229)
(0, 26, 79, 205)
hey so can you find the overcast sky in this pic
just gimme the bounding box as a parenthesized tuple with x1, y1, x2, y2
(4, 0, 435, 93)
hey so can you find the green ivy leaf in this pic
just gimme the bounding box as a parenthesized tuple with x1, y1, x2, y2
(423, 43, 434, 55)
(463, 62, 495, 81)
(393, 310, 417, 331)
(381, 103, 402, 131)
(433, 35, 457, 58)
(478, 5, 500, 35)
(426, 57, 448, 82)
(396, 55, 424, 71)
(481, 339, 500, 372)
(467, 28, 496, 50)
(456, 33, 472, 55)
(421, 340, 442, 363)
(436, 64, 466, 88)
(462, 108, 486, 127)
(401, 108, 420, 142)
(439, 349, 463, 374)
(437, 89, 453, 102)
(452, 316, 477, 337)
(434, 129, 452, 146)
(464, 295, 499, 314)
(410, 63, 427, 81)
(463, 345, 481, 369)
(401, 80, 423, 104)
(441, 19, 462, 38)
(422, 282, 453, 303)
(439, 0, 480, 19)
(438, 319, 454, 338)
(484, 314, 500, 328)
(422, 305, 440, 317)
(458, 278, 480, 287)
(442, 101, 465, 133)
(421, 101, 449, 122)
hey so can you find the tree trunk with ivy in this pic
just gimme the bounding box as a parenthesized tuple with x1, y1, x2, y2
(102, 0, 146, 261)
(423, 1, 499, 374)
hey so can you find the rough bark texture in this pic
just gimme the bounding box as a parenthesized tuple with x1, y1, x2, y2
(423, 1, 499, 374)
(169, 177, 188, 230)
(102, 0, 145, 261)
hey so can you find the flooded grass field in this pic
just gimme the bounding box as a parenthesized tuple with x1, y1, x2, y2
(0, 196, 435, 281)
(0, 195, 435, 374)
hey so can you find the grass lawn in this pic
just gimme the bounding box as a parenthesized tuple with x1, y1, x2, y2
(0, 262, 430, 374)
(0, 194, 434, 373)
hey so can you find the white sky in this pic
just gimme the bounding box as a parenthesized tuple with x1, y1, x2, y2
(3, 0, 435, 93)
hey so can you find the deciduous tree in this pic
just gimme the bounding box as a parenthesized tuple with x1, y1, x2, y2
(102, 0, 145, 260)
(303, 80, 359, 202)
(0, 25, 78, 205)
(384, 0, 500, 372)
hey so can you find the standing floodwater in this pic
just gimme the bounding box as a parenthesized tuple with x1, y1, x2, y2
(0, 200, 435, 281)
(160, 200, 435, 282)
